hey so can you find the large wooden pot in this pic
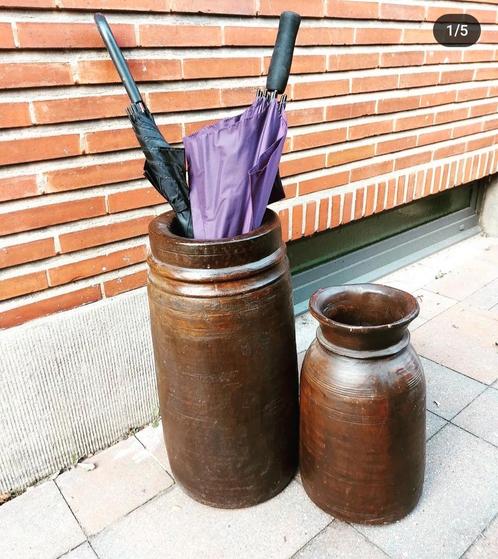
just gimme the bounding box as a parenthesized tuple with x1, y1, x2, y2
(300, 284, 426, 524)
(147, 209, 299, 508)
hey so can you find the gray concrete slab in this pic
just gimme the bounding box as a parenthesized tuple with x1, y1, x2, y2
(0, 481, 85, 559)
(294, 519, 389, 558)
(426, 411, 447, 440)
(60, 542, 98, 558)
(356, 424, 498, 559)
(464, 514, 498, 558)
(421, 357, 485, 420)
(91, 481, 331, 559)
(135, 421, 172, 476)
(56, 437, 173, 536)
(453, 388, 498, 447)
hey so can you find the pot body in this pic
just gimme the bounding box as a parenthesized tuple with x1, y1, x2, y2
(147, 210, 298, 508)
(300, 284, 426, 524)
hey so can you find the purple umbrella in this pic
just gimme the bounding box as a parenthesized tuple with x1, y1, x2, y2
(184, 12, 301, 240)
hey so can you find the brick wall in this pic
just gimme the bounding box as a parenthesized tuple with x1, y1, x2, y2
(1, 0, 497, 328)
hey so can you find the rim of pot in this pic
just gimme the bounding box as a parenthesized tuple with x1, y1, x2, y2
(309, 283, 420, 334)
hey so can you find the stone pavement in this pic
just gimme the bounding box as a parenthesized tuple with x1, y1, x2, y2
(1, 234, 497, 559)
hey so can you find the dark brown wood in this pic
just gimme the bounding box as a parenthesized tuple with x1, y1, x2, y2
(300, 284, 426, 524)
(148, 209, 299, 508)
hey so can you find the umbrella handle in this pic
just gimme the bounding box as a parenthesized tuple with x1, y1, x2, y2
(94, 13, 144, 106)
(266, 11, 301, 95)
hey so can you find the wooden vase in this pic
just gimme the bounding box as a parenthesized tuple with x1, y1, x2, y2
(300, 284, 426, 524)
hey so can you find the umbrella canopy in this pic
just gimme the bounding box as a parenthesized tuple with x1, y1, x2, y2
(184, 96, 287, 239)
(94, 13, 193, 237)
(184, 11, 300, 240)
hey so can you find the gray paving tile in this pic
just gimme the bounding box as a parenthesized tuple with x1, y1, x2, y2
(426, 410, 447, 440)
(464, 514, 498, 559)
(414, 288, 457, 320)
(356, 424, 498, 559)
(56, 436, 173, 536)
(135, 421, 172, 476)
(421, 357, 485, 420)
(464, 278, 498, 312)
(294, 520, 388, 558)
(295, 312, 318, 354)
(92, 481, 330, 559)
(60, 542, 98, 558)
(413, 305, 498, 384)
(377, 262, 437, 292)
(0, 481, 85, 559)
(453, 388, 498, 447)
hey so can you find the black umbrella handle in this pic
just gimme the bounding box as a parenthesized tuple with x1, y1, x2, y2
(266, 11, 301, 94)
(94, 13, 143, 106)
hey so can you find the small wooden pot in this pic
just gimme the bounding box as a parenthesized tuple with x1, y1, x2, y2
(300, 284, 426, 524)
(147, 210, 299, 509)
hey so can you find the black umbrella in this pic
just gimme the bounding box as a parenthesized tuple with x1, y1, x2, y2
(94, 13, 193, 237)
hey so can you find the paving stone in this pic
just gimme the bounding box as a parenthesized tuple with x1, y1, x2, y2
(295, 312, 318, 353)
(453, 388, 498, 447)
(377, 262, 436, 293)
(0, 481, 85, 559)
(295, 519, 388, 558)
(426, 411, 447, 440)
(464, 514, 498, 559)
(424, 258, 498, 301)
(464, 278, 498, 312)
(91, 481, 330, 559)
(356, 424, 498, 559)
(413, 305, 498, 384)
(135, 421, 172, 475)
(414, 289, 457, 320)
(421, 357, 485, 420)
(60, 542, 98, 558)
(56, 436, 174, 536)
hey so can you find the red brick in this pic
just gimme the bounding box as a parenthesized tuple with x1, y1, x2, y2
(395, 113, 433, 132)
(386, 179, 397, 208)
(304, 202, 317, 236)
(1, 0, 56, 5)
(292, 127, 347, 151)
(0, 175, 38, 202)
(403, 28, 435, 44)
(354, 188, 365, 220)
(293, 79, 349, 101)
(0, 197, 106, 236)
(342, 192, 353, 224)
(184, 57, 261, 79)
(327, 144, 375, 167)
(49, 245, 147, 287)
(419, 90, 457, 107)
(0, 271, 48, 302)
(33, 94, 128, 125)
(351, 160, 393, 182)
(396, 175, 406, 204)
(399, 72, 439, 89)
(283, 183, 297, 198)
(62, 0, 169, 9)
(184, 118, 219, 136)
(299, 171, 349, 195)
(0, 238, 56, 270)
(0, 23, 14, 48)
(327, 0, 379, 18)
(475, 67, 498, 81)
(365, 184, 376, 216)
(224, 26, 276, 46)
(380, 51, 424, 68)
(352, 74, 398, 93)
(378, 95, 420, 114)
(139, 24, 221, 47)
(463, 49, 495, 63)
(480, 29, 498, 43)
(331, 195, 341, 227)
(0, 63, 73, 89)
(108, 187, 165, 213)
(220, 87, 255, 107)
(17, 22, 136, 48)
(418, 129, 452, 146)
(318, 198, 329, 232)
(45, 159, 143, 193)
(434, 143, 467, 160)
(0, 134, 81, 166)
(423, 168, 434, 197)
(0, 102, 31, 129)
(470, 101, 498, 118)
(425, 49, 462, 64)
(375, 181, 386, 213)
(380, 2, 425, 21)
(103, 269, 148, 297)
(287, 107, 324, 127)
(77, 58, 182, 84)
(453, 122, 483, 139)
(466, 136, 493, 152)
(440, 69, 474, 85)
(259, 0, 324, 17)
(280, 154, 326, 178)
(328, 53, 378, 71)
(148, 88, 220, 113)
(291, 204, 303, 240)
(298, 27, 354, 46)
(349, 119, 392, 141)
(395, 151, 432, 171)
(406, 173, 416, 202)
(377, 135, 417, 156)
(483, 117, 498, 131)
(434, 107, 469, 125)
(456, 86, 488, 102)
(0, 286, 102, 329)
(327, 101, 376, 121)
(59, 215, 154, 253)
(288, 55, 327, 74)
(355, 27, 402, 44)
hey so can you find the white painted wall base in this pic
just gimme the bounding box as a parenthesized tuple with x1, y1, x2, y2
(480, 176, 498, 237)
(1, 288, 316, 495)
